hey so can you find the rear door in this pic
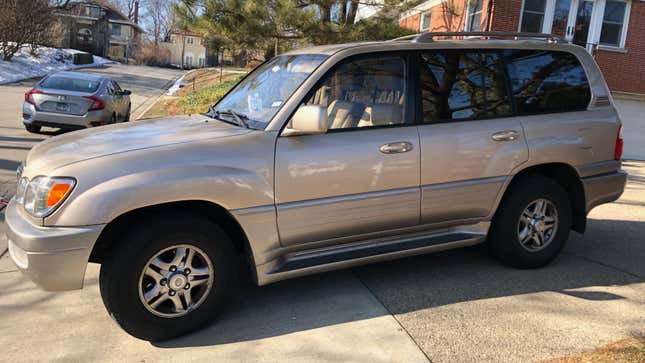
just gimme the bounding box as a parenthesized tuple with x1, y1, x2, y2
(416, 50, 528, 224)
(275, 53, 421, 246)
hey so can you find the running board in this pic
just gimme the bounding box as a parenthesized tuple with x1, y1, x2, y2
(269, 230, 485, 275)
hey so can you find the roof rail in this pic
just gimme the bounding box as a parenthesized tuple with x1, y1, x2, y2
(391, 31, 563, 43)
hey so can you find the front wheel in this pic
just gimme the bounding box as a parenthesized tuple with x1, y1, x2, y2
(487, 175, 572, 269)
(99, 214, 235, 341)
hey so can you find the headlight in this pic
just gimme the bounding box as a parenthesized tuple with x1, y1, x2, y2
(15, 177, 28, 205)
(22, 176, 76, 217)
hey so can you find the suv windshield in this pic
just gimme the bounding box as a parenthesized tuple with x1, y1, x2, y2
(211, 54, 327, 129)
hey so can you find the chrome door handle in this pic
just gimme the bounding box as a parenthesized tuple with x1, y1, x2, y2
(491, 130, 519, 142)
(380, 142, 414, 154)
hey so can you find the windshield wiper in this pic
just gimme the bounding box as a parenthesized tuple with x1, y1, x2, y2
(205, 106, 249, 128)
(223, 109, 249, 128)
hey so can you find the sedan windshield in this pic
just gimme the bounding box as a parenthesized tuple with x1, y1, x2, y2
(212, 54, 327, 129)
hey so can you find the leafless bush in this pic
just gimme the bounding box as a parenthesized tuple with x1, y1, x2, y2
(0, 0, 55, 61)
(135, 44, 172, 66)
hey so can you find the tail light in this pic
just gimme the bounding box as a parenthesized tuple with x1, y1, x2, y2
(84, 96, 106, 111)
(24, 89, 42, 105)
(614, 125, 624, 160)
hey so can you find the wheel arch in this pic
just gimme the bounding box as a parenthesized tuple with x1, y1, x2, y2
(90, 200, 256, 279)
(501, 163, 587, 233)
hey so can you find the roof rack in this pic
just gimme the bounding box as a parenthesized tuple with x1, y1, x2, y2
(391, 31, 563, 43)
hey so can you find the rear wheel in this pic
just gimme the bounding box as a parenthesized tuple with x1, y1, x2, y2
(487, 175, 572, 268)
(24, 124, 41, 133)
(99, 213, 235, 341)
(124, 104, 131, 122)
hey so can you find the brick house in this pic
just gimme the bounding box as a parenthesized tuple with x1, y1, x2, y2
(399, 0, 644, 95)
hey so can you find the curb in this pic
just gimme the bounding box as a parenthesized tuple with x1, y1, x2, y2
(133, 72, 188, 120)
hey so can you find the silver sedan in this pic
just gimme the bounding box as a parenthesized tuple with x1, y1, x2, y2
(22, 71, 132, 133)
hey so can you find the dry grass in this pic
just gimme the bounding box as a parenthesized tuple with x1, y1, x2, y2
(544, 336, 645, 363)
(141, 68, 244, 119)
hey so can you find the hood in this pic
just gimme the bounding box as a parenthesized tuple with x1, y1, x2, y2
(26, 115, 252, 173)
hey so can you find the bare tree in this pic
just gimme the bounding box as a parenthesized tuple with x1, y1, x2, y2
(0, 0, 55, 61)
(145, 0, 177, 44)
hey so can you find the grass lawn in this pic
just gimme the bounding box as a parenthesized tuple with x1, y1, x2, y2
(544, 336, 645, 362)
(141, 68, 244, 119)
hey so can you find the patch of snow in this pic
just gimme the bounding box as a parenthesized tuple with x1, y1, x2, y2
(166, 73, 187, 96)
(0, 45, 113, 85)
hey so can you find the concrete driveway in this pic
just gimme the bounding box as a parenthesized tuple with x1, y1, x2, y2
(0, 63, 185, 198)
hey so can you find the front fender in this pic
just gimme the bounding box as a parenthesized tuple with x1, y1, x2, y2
(48, 165, 274, 226)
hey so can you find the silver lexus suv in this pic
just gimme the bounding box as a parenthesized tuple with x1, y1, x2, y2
(5, 33, 627, 341)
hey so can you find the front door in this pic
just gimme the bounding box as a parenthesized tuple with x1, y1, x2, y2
(274, 54, 421, 246)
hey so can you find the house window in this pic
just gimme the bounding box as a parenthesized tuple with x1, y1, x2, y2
(420, 12, 431, 31)
(186, 37, 194, 45)
(519, 0, 631, 50)
(85, 5, 102, 18)
(465, 0, 484, 31)
(185, 56, 193, 68)
(599, 0, 629, 47)
(199, 58, 205, 67)
(111, 24, 122, 37)
(520, 0, 547, 33)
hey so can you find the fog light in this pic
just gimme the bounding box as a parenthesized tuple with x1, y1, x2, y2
(8, 240, 28, 269)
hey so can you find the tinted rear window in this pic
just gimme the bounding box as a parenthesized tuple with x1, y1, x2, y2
(419, 52, 512, 123)
(40, 76, 101, 93)
(503, 50, 591, 114)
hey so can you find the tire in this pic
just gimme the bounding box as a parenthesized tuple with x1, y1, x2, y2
(124, 104, 131, 122)
(99, 213, 236, 341)
(487, 175, 572, 269)
(24, 124, 41, 133)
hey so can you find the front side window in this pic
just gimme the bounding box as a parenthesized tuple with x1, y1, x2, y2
(504, 50, 591, 114)
(520, 0, 547, 33)
(302, 55, 407, 130)
(600, 0, 628, 47)
(466, 0, 484, 31)
(420, 52, 511, 122)
(213, 54, 327, 129)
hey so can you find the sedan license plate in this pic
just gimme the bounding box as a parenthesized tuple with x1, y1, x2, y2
(56, 102, 70, 112)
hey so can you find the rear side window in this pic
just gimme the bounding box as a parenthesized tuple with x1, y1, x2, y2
(40, 76, 101, 93)
(503, 50, 591, 115)
(419, 52, 512, 123)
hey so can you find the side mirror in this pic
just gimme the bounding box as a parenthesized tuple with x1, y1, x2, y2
(121, 90, 132, 96)
(282, 105, 328, 136)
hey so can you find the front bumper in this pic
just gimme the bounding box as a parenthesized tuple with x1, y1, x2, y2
(4, 199, 105, 291)
(582, 170, 628, 213)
